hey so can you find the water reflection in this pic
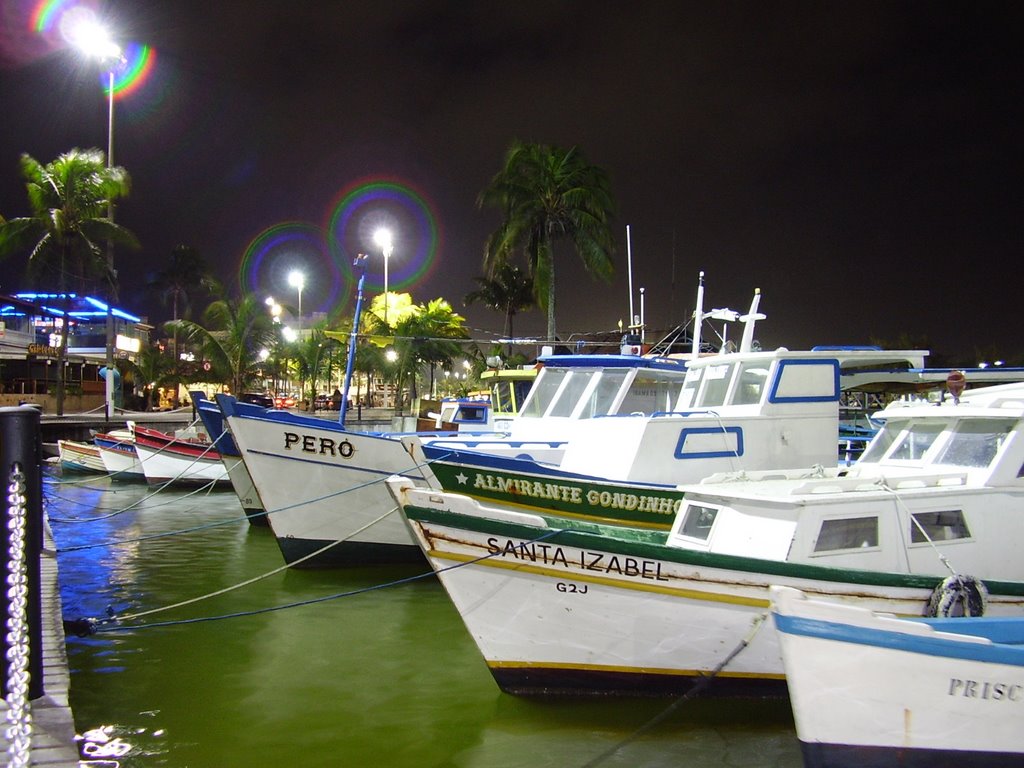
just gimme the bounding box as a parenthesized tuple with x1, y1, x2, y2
(48, 468, 801, 768)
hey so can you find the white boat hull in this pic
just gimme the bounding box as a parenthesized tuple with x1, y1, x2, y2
(98, 444, 144, 480)
(395, 485, 1024, 696)
(221, 454, 264, 518)
(134, 442, 228, 485)
(773, 586, 1024, 767)
(224, 411, 426, 566)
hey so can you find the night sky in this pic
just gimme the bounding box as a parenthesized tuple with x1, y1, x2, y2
(1, 1, 1020, 362)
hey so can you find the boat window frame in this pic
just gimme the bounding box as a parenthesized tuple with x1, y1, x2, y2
(616, 368, 689, 416)
(810, 514, 881, 555)
(731, 361, 772, 406)
(672, 500, 721, 546)
(674, 367, 704, 411)
(694, 362, 736, 408)
(577, 368, 633, 419)
(519, 368, 572, 418)
(908, 509, 973, 545)
(932, 417, 1014, 469)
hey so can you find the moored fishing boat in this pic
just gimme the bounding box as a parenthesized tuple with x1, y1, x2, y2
(58, 438, 106, 473)
(132, 422, 229, 486)
(94, 428, 144, 481)
(405, 340, 930, 530)
(387, 381, 1024, 696)
(189, 391, 267, 526)
(772, 585, 1024, 768)
(217, 351, 697, 567)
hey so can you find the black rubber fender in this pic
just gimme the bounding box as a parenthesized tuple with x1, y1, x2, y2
(926, 574, 988, 617)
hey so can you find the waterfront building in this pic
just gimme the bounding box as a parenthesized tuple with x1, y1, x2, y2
(0, 292, 151, 410)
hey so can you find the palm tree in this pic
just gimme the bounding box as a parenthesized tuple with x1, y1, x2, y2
(150, 244, 218, 351)
(0, 148, 137, 414)
(167, 292, 279, 398)
(464, 262, 535, 355)
(478, 141, 616, 341)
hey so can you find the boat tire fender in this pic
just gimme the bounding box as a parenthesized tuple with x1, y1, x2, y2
(926, 574, 988, 618)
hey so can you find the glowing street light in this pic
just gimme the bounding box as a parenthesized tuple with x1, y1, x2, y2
(373, 228, 394, 325)
(71, 19, 126, 420)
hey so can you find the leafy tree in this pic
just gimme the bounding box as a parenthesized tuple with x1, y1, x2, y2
(464, 261, 535, 354)
(167, 292, 279, 397)
(0, 148, 137, 414)
(479, 141, 616, 341)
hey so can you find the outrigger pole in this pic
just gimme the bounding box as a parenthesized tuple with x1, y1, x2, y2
(339, 254, 369, 425)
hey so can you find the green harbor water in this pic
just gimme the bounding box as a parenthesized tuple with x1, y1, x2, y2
(48, 469, 802, 767)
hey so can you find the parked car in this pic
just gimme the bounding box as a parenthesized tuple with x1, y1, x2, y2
(273, 393, 297, 409)
(239, 392, 274, 408)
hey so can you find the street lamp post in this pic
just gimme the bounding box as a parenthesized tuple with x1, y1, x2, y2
(288, 270, 305, 405)
(73, 21, 124, 420)
(373, 228, 393, 325)
(288, 270, 305, 333)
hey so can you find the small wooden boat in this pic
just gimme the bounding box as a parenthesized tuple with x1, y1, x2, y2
(57, 439, 106, 473)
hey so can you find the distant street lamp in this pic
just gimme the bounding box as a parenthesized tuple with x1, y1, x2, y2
(72, 20, 125, 420)
(373, 228, 394, 325)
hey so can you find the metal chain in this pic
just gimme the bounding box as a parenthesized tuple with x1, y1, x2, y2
(5, 462, 33, 768)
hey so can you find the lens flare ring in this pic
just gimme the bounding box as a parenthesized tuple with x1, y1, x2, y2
(326, 177, 441, 293)
(239, 222, 351, 316)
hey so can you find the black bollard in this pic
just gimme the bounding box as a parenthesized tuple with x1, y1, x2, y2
(0, 405, 45, 700)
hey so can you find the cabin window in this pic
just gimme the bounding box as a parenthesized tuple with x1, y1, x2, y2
(910, 510, 971, 543)
(618, 371, 684, 415)
(679, 503, 718, 540)
(933, 418, 1012, 468)
(732, 363, 769, 405)
(520, 369, 568, 417)
(550, 371, 597, 418)
(696, 363, 734, 407)
(813, 516, 878, 552)
(676, 368, 703, 410)
(888, 419, 944, 461)
(489, 380, 512, 413)
(579, 370, 629, 418)
(859, 422, 899, 463)
(771, 361, 840, 401)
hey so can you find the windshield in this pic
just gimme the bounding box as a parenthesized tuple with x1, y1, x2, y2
(618, 370, 688, 415)
(934, 418, 1013, 468)
(519, 369, 568, 418)
(576, 370, 629, 419)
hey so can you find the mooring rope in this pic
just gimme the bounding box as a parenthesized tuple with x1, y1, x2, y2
(76, 526, 566, 634)
(105, 503, 402, 624)
(580, 613, 768, 768)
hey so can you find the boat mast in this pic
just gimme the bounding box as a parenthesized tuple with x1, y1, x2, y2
(339, 254, 369, 425)
(691, 271, 705, 360)
(739, 289, 765, 353)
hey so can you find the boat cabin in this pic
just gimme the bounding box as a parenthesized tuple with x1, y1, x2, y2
(668, 382, 1024, 578)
